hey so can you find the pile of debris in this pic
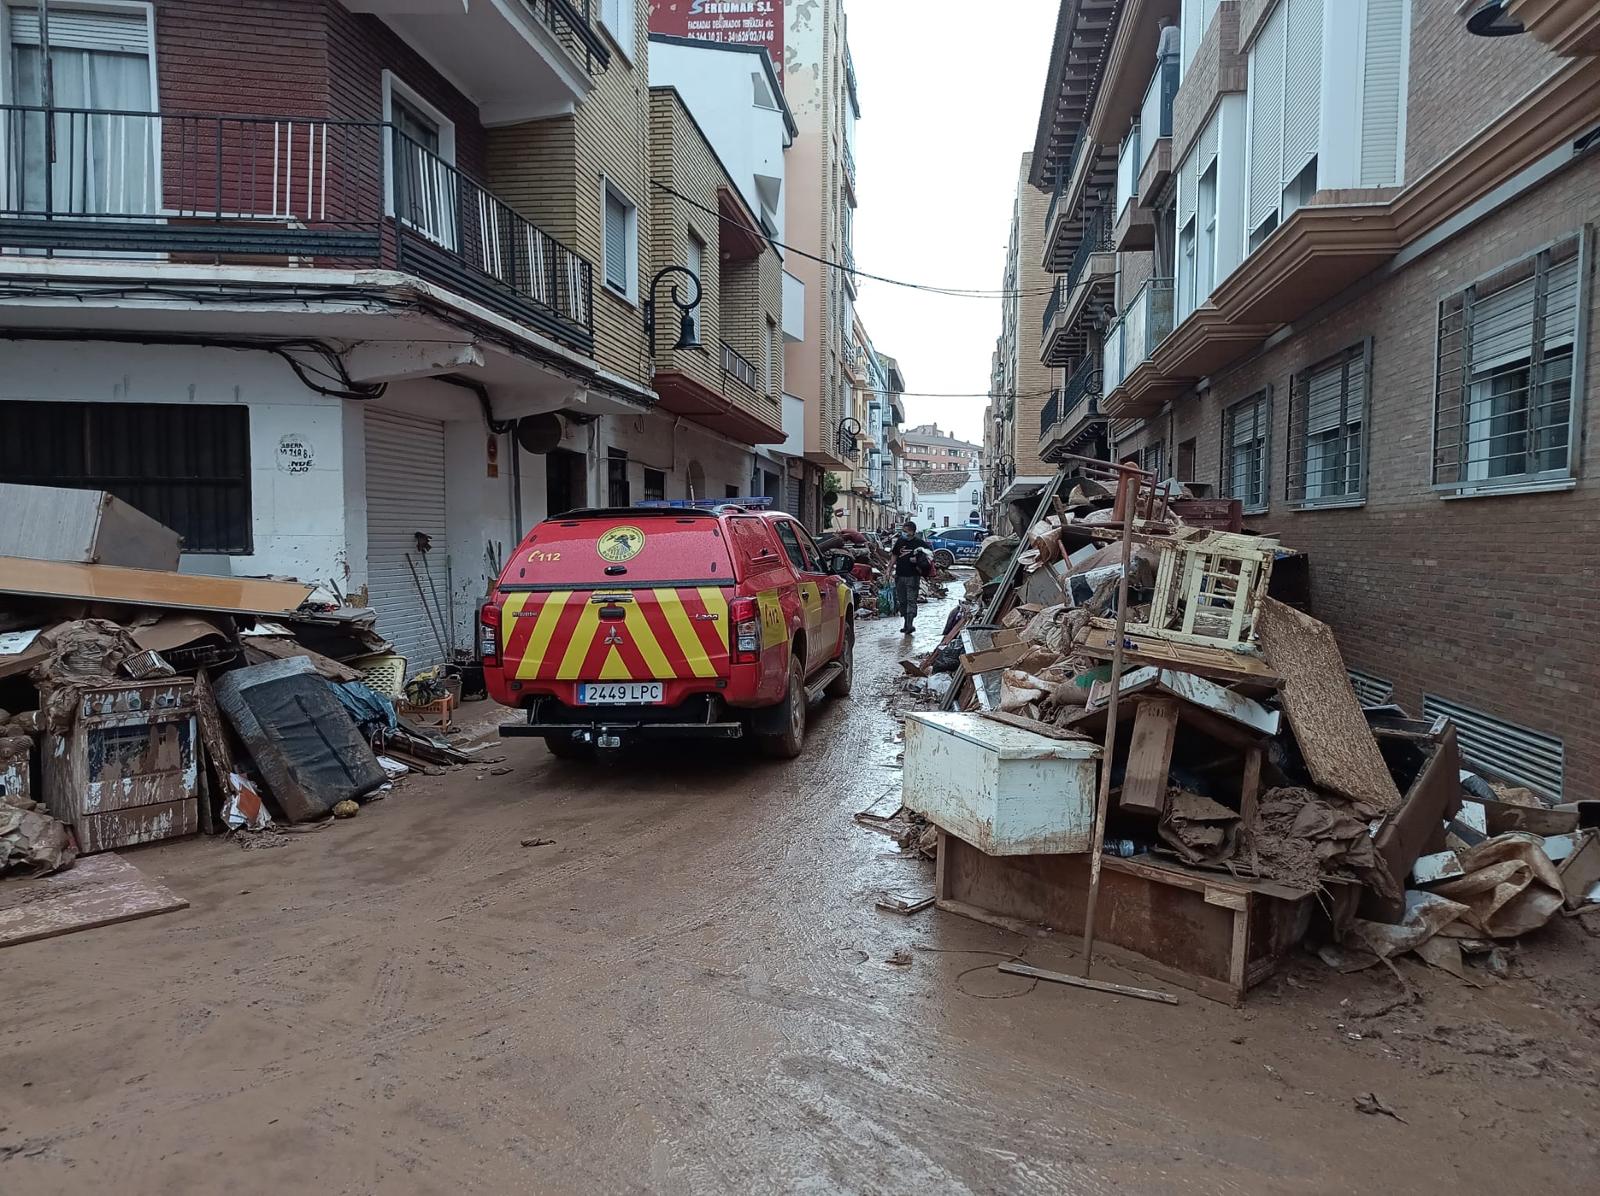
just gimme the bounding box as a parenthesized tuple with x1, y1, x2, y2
(897, 465, 1596, 1002)
(817, 528, 954, 619)
(0, 485, 478, 881)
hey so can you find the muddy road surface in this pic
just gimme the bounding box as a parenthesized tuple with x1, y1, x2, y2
(4, 595, 1598, 1194)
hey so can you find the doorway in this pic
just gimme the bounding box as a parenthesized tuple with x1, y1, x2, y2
(545, 448, 585, 517)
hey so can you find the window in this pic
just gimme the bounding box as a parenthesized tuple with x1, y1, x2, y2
(603, 181, 637, 300)
(606, 447, 630, 507)
(725, 485, 740, 499)
(1177, 438, 1197, 482)
(6, 3, 156, 216)
(1142, 441, 1164, 479)
(1197, 163, 1218, 297)
(1223, 389, 1271, 512)
(1288, 342, 1369, 504)
(1433, 234, 1585, 491)
(685, 232, 705, 341)
(763, 317, 778, 396)
(752, 72, 778, 110)
(383, 74, 457, 249)
(1245, 0, 1320, 253)
(599, 0, 634, 56)
(773, 521, 809, 572)
(643, 468, 666, 501)
(0, 400, 251, 553)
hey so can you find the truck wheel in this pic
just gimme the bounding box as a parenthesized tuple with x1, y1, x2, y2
(931, 548, 955, 569)
(825, 625, 854, 698)
(758, 656, 806, 759)
(546, 735, 593, 761)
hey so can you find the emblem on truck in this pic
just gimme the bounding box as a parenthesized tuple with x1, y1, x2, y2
(596, 525, 645, 563)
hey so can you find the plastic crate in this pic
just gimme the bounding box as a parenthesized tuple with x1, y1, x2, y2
(351, 653, 407, 699)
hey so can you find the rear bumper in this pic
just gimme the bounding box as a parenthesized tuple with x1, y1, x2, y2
(501, 720, 744, 741)
(499, 693, 749, 743)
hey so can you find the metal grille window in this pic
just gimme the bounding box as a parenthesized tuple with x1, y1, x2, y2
(1223, 387, 1270, 511)
(642, 468, 665, 501)
(0, 400, 251, 553)
(1433, 233, 1586, 491)
(606, 447, 630, 506)
(1288, 341, 1369, 504)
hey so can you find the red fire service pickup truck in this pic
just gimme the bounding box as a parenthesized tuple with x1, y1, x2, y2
(481, 502, 855, 758)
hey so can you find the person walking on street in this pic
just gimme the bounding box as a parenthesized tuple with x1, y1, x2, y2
(891, 520, 931, 636)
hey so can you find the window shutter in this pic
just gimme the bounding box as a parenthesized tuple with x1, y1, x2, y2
(604, 191, 628, 291)
(1282, 0, 1323, 182)
(1197, 108, 1220, 175)
(9, 8, 149, 52)
(1359, 0, 1405, 186)
(1176, 141, 1198, 230)
(1544, 252, 1581, 347)
(1304, 363, 1344, 434)
(1469, 272, 1537, 374)
(1247, 3, 1286, 234)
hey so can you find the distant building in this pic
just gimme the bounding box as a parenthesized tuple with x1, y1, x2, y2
(903, 425, 983, 473)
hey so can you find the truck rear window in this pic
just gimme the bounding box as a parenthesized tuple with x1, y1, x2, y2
(499, 516, 736, 589)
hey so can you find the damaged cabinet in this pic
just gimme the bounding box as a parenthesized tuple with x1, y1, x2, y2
(43, 680, 200, 853)
(904, 711, 1099, 855)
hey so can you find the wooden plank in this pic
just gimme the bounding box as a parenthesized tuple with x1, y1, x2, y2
(978, 710, 1091, 742)
(1079, 626, 1282, 690)
(998, 962, 1180, 1005)
(1120, 698, 1178, 816)
(0, 555, 313, 617)
(990, 628, 1023, 647)
(1256, 598, 1401, 812)
(192, 669, 236, 835)
(1240, 745, 1263, 873)
(959, 642, 1028, 676)
(0, 854, 188, 949)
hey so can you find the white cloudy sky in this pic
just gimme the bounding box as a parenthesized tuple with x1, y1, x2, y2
(850, 0, 1058, 447)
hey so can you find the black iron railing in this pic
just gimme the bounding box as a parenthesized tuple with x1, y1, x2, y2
(0, 106, 595, 352)
(528, 0, 612, 73)
(721, 340, 760, 393)
(843, 140, 857, 192)
(1064, 204, 1112, 295)
(1039, 388, 1061, 439)
(1046, 135, 1088, 238)
(1061, 356, 1103, 420)
(1041, 278, 1065, 342)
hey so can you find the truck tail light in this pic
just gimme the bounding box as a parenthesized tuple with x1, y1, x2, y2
(730, 597, 760, 664)
(479, 603, 500, 668)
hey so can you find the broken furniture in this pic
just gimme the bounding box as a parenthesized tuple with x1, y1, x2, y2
(42, 678, 200, 854)
(903, 711, 1099, 855)
(0, 483, 183, 571)
(1126, 531, 1278, 650)
(214, 656, 386, 822)
(1361, 716, 1464, 922)
(0, 852, 188, 949)
(935, 829, 1336, 1005)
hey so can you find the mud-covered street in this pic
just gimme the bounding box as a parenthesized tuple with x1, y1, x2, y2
(3, 597, 1598, 1195)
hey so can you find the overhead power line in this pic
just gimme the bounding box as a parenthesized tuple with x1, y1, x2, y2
(650, 180, 1060, 299)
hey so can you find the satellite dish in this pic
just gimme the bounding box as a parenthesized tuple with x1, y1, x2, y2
(514, 413, 565, 454)
(1466, 0, 1523, 36)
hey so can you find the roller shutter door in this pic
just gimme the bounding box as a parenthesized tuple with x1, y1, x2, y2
(365, 408, 448, 674)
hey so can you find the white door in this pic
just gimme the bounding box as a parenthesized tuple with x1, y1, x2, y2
(365, 408, 449, 675)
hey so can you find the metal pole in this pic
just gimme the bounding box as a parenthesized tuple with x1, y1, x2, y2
(37, 0, 54, 221)
(1079, 465, 1139, 978)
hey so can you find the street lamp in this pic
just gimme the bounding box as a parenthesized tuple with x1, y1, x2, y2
(643, 265, 702, 355)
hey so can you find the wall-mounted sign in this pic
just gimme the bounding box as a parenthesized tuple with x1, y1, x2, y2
(650, 0, 785, 83)
(277, 434, 314, 474)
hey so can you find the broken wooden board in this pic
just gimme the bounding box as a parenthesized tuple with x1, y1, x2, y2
(959, 641, 1029, 677)
(1088, 666, 1281, 737)
(0, 556, 314, 618)
(979, 710, 1091, 742)
(0, 854, 188, 949)
(1255, 598, 1401, 812)
(1079, 626, 1282, 691)
(1120, 698, 1179, 817)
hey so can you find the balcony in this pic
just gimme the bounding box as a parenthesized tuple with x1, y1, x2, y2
(1135, 47, 1179, 206)
(1040, 356, 1105, 461)
(0, 107, 595, 352)
(1112, 123, 1154, 251)
(1041, 205, 1114, 366)
(842, 240, 858, 297)
(1039, 389, 1061, 440)
(1103, 277, 1189, 418)
(1042, 135, 1113, 271)
(843, 140, 858, 202)
(1505, 0, 1600, 55)
(345, 0, 608, 123)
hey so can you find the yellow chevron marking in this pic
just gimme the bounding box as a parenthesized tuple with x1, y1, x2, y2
(623, 603, 677, 678)
(599, 645, 629, 680)
(661, 590, 716, 679)
(514, 591, 572, 680)
(556, 600, 602, 680)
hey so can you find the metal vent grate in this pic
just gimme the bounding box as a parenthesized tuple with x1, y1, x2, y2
(1422, 695, 1565, 801)
(1347, 669, 1394, 707)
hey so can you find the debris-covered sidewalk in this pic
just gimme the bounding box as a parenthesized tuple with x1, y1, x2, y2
(884, 464, 1599, 1005)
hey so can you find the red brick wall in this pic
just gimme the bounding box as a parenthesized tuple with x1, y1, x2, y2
(1114, 154, 1600, 799)
(150, 1, 484, 175)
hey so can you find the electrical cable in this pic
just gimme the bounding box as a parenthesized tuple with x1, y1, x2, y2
(650, 179, 1061, 299)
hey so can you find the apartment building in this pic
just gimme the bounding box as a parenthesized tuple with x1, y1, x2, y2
(1028, 0, 1600, 800)
(904, 425, 983, 472)
(831, 318, 908, 531)
(0, 0, 647, 670)
(990, 151, 1074, 527)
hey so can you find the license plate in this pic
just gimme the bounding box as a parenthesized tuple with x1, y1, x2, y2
(577, 682, 664, 705)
